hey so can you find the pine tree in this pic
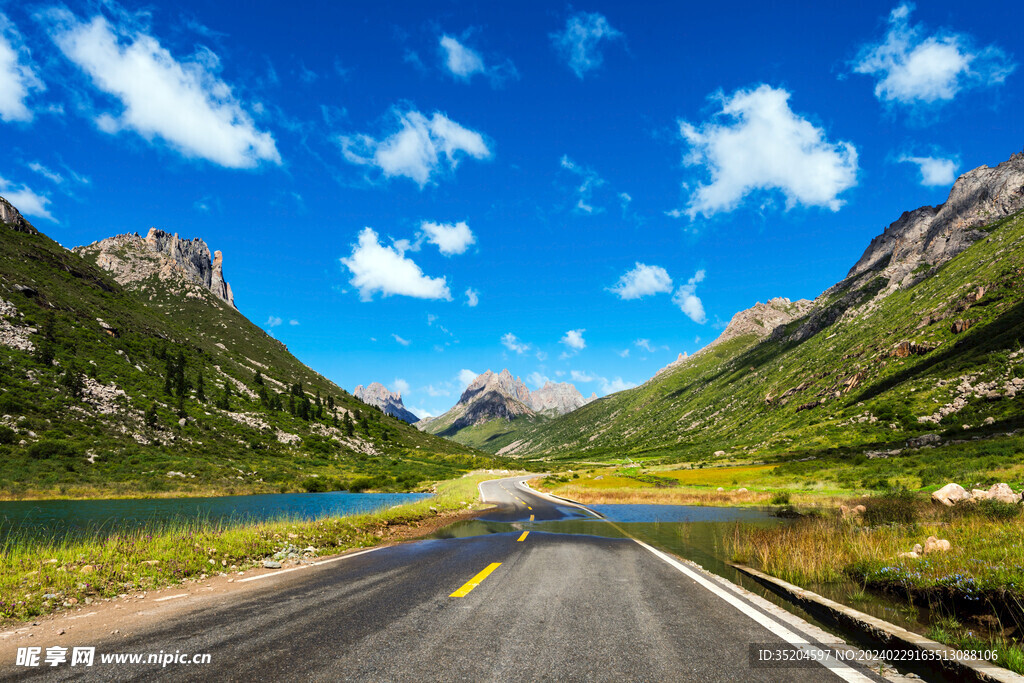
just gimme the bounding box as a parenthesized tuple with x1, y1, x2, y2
(254, 371, 264, 386)
(34, 313, 56, 367)
(174, 351, 186, 396)
(164, 356, 174, 396)
(196, 372, 205, 402)
(343, 412, 355, 437)
(145, 403, 158, 428)
(61, 362, 85, 398)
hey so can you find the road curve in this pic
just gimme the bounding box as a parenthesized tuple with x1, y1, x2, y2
(4, 476, 899, 682)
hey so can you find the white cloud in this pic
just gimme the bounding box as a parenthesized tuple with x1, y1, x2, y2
(392, 333, 411, 346)
(391, 378, 411, 396)
(617, 348, 630, 358)
(0, 14, 43, 123)
(679, 84, 858, 218)
(265, 315, 282, 328)
(501, 333, 531, 354)
(27, 162, 63, 184)
(341, 227, 451, 301)
(440, 34, 484, 79)
(672, 270, 707, 324)
(550, 11, 623, 79)
(600, 377, 636, 394)
(288, 319, 300, 326)
(634, 338, 667, 353)
(560, 155, 605, 213)
(421, 220, 476, 256)
(340, 108, 491, 187)
(464, 287, 479, 307)
(408, 406, 434, 419)
(609, 263, 673, 300)
(424, 384, 450, 397)
(561, 329, 586, 351)
(570, 370, 597, 383)
(439, 34, 518, 86)
(535, 351, 548, 362)
(527, 372, 551, 389)
(45, 11, 279, 168)
(899, 154, 959, 186)
(457, 369, 478, 389)
(0, 177, 56, 222)
(853, 4, 1015, 107)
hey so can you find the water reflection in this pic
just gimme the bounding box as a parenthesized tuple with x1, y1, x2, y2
(0, 491, 431, 541)
(430, 503, 933, 637)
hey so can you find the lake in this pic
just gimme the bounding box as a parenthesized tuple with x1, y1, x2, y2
(0, 491, 431, 541)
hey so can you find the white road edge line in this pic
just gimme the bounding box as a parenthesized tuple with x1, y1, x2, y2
(631, 538, 873, 682)
(154, 594, 188, 602)
(510, 476, 873, 681)
(238, 547, 383, 584)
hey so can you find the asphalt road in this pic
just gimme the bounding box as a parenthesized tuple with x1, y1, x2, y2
(7, 477, 895, 682)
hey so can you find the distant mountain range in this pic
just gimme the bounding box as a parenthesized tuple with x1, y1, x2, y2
(353, 383, 419, 424)
(415, 369, 595, 448)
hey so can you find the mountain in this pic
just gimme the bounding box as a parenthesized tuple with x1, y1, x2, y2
(530, 381, 597, 416)
(416, 369, 593, 449)
(494, 151, 1024, 462)
(0, 198, 495, 498)
(75, 228, 235, 308)
(353, 383, 419, 424)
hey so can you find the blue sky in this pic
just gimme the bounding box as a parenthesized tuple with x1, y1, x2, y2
(1, 0, 1021, 417)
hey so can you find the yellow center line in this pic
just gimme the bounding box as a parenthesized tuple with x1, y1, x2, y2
(517, 531, 529, 542)
(449, 562, 502, 598)
(529, 514, 534, 521)
(527, 506, 532, 510)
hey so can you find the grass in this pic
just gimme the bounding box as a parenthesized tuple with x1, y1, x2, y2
(0, 472, 505, 622)
(729, 492, 1024, 673)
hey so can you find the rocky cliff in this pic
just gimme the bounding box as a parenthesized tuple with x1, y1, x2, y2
(530, 381, 596, 415)
(74, 228, 235, 308)
(0, 196, 38, 235)
(846, 153, 1024, 289)
(353, 382, 419, 424)
(712, 298, 814, 348)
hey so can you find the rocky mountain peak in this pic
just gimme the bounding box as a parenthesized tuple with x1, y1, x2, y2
(711, 297, 815, 349)
(846, 152, 1024, 290)
(0, 197, 38, 235)
(353, 382, 419, 424)
(459, 369, 532, 407)
(530, 381, 596, 415)
(74, 228, 235, 308)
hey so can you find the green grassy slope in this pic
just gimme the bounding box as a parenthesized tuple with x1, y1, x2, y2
(0, 216, 498, 498)
(498, 210, 1024, 467)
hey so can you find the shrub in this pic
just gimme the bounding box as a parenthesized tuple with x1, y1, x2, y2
(769, 491, 791, 505)
(0, 425, 15, 445)
(0, 393, 22, 415)
(862, 489, 921, 526)
(976, 498, 1022, 521)
(27, 440, 80, 460)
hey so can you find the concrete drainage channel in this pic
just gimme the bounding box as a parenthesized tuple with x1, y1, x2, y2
(733, 564, 1022, 683)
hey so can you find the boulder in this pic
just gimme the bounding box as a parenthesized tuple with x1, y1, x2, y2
(908, 433, 941, 448)
(932, 483, 971, 506)
(262, 560, 282, 569)
(923, 536, 951, 554)
(972, 489, 992, 501)
(987, 483, 1022, 504)
(735, 488, 748, 493)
